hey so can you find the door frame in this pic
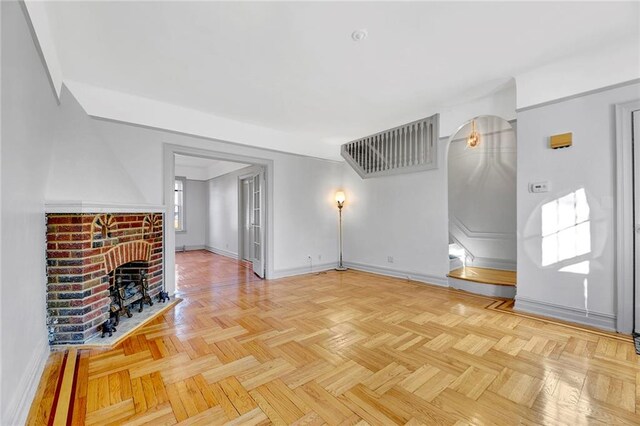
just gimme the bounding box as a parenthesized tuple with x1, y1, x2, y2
(615, 100, 640, 334)
(163, 144, 274, 295)
(238, 175, 253, 263)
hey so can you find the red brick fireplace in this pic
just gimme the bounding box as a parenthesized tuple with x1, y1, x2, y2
(46, 212, 164, 344)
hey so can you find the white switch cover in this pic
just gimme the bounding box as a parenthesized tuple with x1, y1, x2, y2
(529, 181, 550, 193)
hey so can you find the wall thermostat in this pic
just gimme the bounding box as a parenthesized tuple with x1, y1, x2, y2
(529, 182, 550, 193)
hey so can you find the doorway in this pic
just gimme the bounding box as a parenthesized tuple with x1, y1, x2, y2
(615, 100, 640, 335)
(163, 144, 274, 295)
(446, 115, 517, 298)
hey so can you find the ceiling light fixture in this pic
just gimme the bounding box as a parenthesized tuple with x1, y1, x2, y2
(467, 119, 481, 148)
(351, 29, 368, 42)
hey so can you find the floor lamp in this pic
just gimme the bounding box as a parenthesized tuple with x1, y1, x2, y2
(335, 191, 347, 271)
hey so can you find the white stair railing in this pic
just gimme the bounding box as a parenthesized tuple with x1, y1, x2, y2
(341, 114, 439, 179)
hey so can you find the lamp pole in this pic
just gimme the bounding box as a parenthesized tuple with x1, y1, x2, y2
(336, 198, 347, 271)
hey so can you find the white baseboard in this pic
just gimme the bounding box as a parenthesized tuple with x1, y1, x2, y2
(468, 257, 516, 271)
(3, 335, 50, 425)
(205, 246, 238, 260)
(343, 261, 449, 287)
(174, 244, 205, 252)
(514, 296, 616, 331)
(271, 262, 337, 279)
(448, 276, 516, 298)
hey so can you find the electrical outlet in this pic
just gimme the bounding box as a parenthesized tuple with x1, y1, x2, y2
(387, 256, 394, 263)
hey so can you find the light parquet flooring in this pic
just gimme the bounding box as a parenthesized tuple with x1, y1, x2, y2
(29, 251, 640, 425)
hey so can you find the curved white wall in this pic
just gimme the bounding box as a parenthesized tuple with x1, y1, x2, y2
(448, 117, 517, 270)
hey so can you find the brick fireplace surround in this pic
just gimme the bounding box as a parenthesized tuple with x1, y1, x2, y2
(46, 211, 164, 345)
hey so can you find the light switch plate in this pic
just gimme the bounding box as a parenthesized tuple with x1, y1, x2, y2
(529, 181, 550, 193)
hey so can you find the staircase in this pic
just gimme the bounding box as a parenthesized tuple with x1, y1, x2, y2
(447, 266, 516, 298)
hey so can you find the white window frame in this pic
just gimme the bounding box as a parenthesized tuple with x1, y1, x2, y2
(174, 176, 186, 233)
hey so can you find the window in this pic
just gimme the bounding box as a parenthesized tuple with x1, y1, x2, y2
(174, 177, 186, 232)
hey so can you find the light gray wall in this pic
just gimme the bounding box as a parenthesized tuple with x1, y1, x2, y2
(448, 119, 517, 270)
(175, 179, 207, 250)
(341, 140, 450, 285)
(43, 92, 342, 282)
(205, 166, 256, 258)
(516, 82, 640, 329)
(1, 2, 55, 423)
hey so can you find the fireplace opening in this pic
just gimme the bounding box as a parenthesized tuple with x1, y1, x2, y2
(106, 261, 155, 335)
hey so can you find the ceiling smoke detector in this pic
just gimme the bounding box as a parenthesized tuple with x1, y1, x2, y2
(351, 29, 368, 42)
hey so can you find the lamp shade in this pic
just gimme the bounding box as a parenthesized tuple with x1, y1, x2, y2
(335, 191, 346, 204)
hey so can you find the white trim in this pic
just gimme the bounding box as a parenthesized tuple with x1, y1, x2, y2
(515, 296, 616, 331)
(21, 1, 63, 101)
(205, 246, 239, 260)
(270, 262, 337, 279)
(175, 245, 206, 252)
(517, 79, 640, 113)
(467, 257, 517, 271)
(615, 100, 640, 334)
(164, 144, 275, 296)
(343, 261, 449, 287)
(448, 277, 516, 299)
(3, 336, 50, 425)
(450, 215, 515, 240)
(45, 200, 166, 214)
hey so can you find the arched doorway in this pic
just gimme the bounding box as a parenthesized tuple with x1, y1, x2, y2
(446, 115, 517, 298)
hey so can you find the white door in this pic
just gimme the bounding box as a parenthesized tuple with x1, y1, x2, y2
(251, 169, 266, 278)
(634, 110, 640, 333)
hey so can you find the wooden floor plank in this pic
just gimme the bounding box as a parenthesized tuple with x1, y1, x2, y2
(26, 251, 640, 425)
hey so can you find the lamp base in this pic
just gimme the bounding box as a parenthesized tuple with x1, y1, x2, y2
(335, 266, 348, 271)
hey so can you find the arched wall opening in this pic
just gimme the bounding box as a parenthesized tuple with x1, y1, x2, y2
(446, 115, 517, 297)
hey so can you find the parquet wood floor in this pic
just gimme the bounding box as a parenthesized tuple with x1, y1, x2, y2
(28, 251, 640, 425)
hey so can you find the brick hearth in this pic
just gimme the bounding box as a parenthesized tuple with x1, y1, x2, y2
(46, 212, 164, 344)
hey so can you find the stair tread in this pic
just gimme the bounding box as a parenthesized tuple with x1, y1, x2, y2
(447, 266, 516, 286)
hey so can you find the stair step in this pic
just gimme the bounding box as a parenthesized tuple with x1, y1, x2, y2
(447, 267, 516, 299)
(447, 266, 516, 286)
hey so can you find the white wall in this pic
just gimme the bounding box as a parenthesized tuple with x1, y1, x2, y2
(341, 139, 450, 285)
(43, 89, 343, 287)
(516, 39, 640, 110)
(1, 2, 55, 423)
(448, 118, 517, 270)
(516, 82, 640, 330)
(205, 166, 255, 258)
(175, 179, 207, 251)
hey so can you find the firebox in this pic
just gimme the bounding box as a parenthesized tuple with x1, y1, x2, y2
(46, 211, 164, 345)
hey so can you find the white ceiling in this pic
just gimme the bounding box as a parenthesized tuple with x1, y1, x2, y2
(42, 2, 638, 154)
(174, 154, 249, 181)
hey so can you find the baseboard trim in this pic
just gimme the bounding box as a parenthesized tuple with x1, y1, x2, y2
(448, 276, 516, 298)
(468, 257, 516, 271)
(4, 335, 50, 425)
(343, 261, 449, 287)
(514, 296, 616, 331)
(175, 244, 205, 252)
(205, 246, 238, 260)
(271, 262, 337, 279)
